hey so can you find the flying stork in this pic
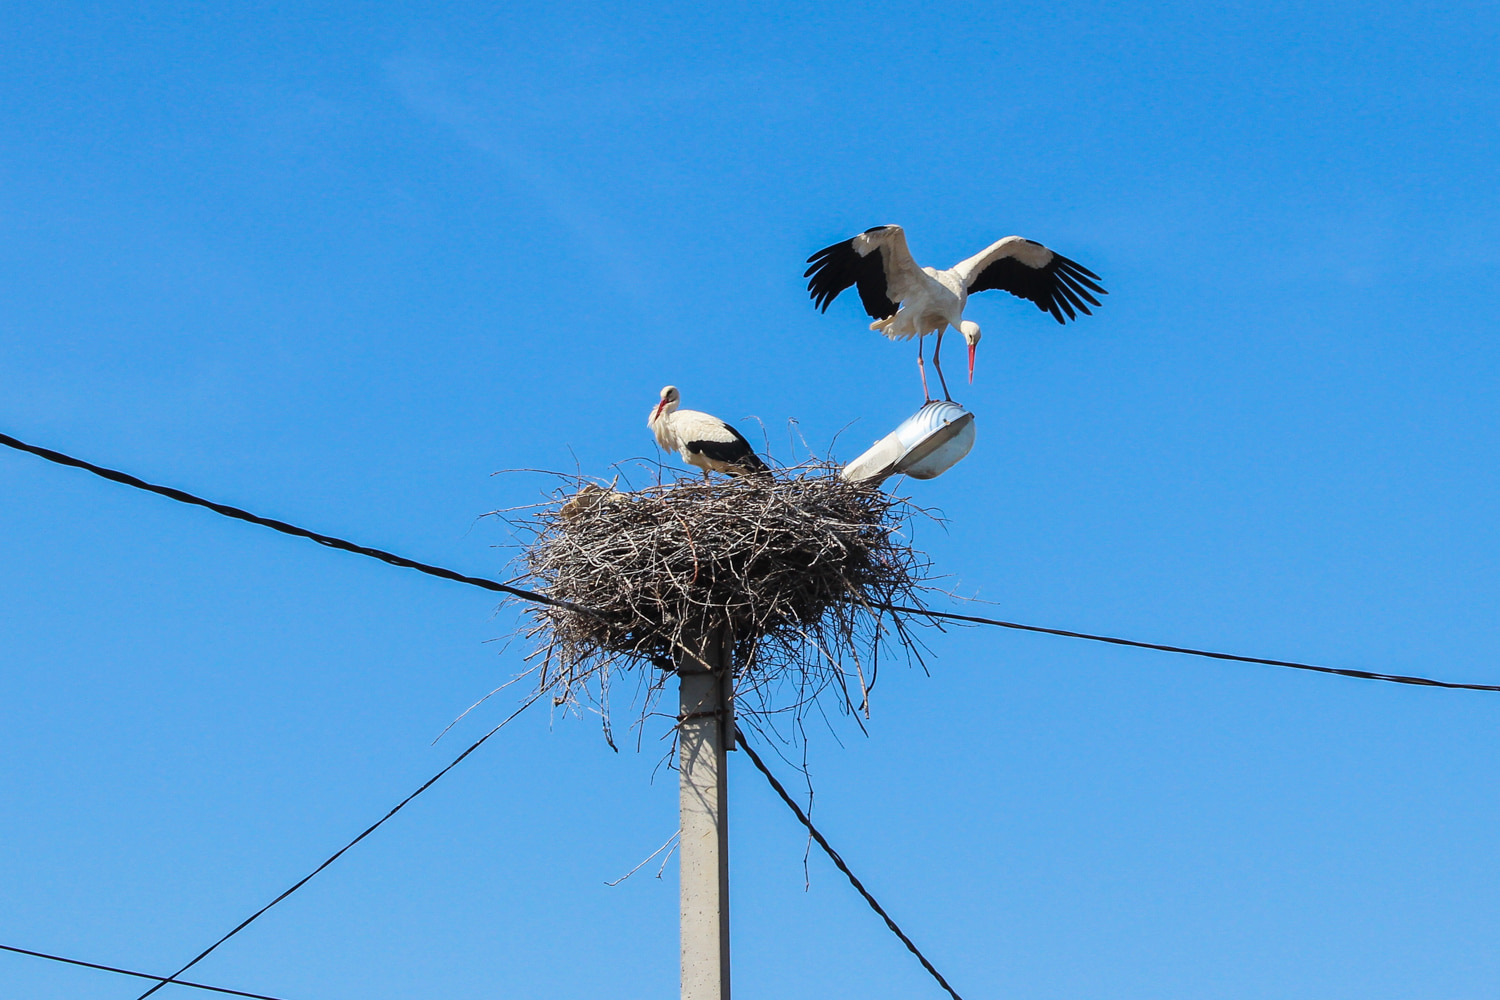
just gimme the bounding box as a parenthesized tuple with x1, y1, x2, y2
(648, 385, 769, 481)
(805, 225, 1107, 401)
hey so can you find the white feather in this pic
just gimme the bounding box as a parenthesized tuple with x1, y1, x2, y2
(648, 386, 765, 479)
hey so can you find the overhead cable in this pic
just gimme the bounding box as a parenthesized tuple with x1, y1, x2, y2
(0, 942, 295, 1000)
(132, 695, 538, 1000)
(4, 429, 1494, 694)
(737, 729, 965, 1000)
(880, 605, 1500, 692)
(0, 430, 582, 613)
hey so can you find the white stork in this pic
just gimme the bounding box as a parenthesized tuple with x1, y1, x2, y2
(806, 225, 1107, 401)
(648, 385, 769, 481)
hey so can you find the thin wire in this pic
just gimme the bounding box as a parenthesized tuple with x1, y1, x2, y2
(133, 693, 541, 1000)
(5, 432, 1494, 997)
(0, 943, 295, 1000)
(0, 430, 586, 614)
(879, 604, 1500, 692)
(4, 429, 1495, 693)
(736, 727, 965, 1000)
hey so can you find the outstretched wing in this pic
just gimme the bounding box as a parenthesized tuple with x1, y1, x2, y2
(804, 225, 927, 320)
(953, 236, 1107, 324)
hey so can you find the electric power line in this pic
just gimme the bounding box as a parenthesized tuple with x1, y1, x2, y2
(0, 430, 582, 614)
(882, 605, 1500, 692)
(5, 429, 1494, 1000)
(132, 694, 540, 1000)
(4, 428, 1494, 695)
(0, 942, 296, 1000)
(737, 729, 965, 1000)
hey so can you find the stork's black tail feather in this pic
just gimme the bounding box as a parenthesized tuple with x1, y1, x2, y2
(729, 452, 771, 477)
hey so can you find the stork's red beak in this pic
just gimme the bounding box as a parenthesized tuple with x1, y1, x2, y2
(967, 342, 976, 384)
(653, 401, 665, 420)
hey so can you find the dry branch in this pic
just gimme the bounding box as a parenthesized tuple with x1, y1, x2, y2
(500, 462, 934, 741)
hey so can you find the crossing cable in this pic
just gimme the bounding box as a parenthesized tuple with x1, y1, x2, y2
(737, 728, 965, 1000)
(132, 694, 540, 1000)
(0, 942, 295, 1000)
(4, 428, 1497, 693)
(4, 432, 1496, 996)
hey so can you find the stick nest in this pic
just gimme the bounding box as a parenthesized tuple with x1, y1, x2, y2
(502, 464, 934, 741)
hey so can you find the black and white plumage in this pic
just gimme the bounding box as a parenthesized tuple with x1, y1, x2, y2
(648, 385, 769, 481)
(806, 225, 1107, 401)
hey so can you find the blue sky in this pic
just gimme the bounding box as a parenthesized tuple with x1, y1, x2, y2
(2, 2, 1498, 997)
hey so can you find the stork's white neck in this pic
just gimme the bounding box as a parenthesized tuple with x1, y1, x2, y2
(649, 398, 680, 450)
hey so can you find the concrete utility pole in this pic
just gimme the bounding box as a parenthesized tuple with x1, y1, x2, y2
(676, 627, 733, 1000)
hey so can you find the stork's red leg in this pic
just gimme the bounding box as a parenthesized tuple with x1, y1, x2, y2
(932, 328, 952, 401)
(916, 332, 933, 402)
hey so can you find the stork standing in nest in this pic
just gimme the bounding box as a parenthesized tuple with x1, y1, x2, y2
(806, 225, 1108, 401)
(649, 385, 769, 481)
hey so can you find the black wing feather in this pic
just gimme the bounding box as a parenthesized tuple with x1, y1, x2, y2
(804, 238, 899, 320)
(968, 250, 1108, 326)
(685, 425, 768, 475)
